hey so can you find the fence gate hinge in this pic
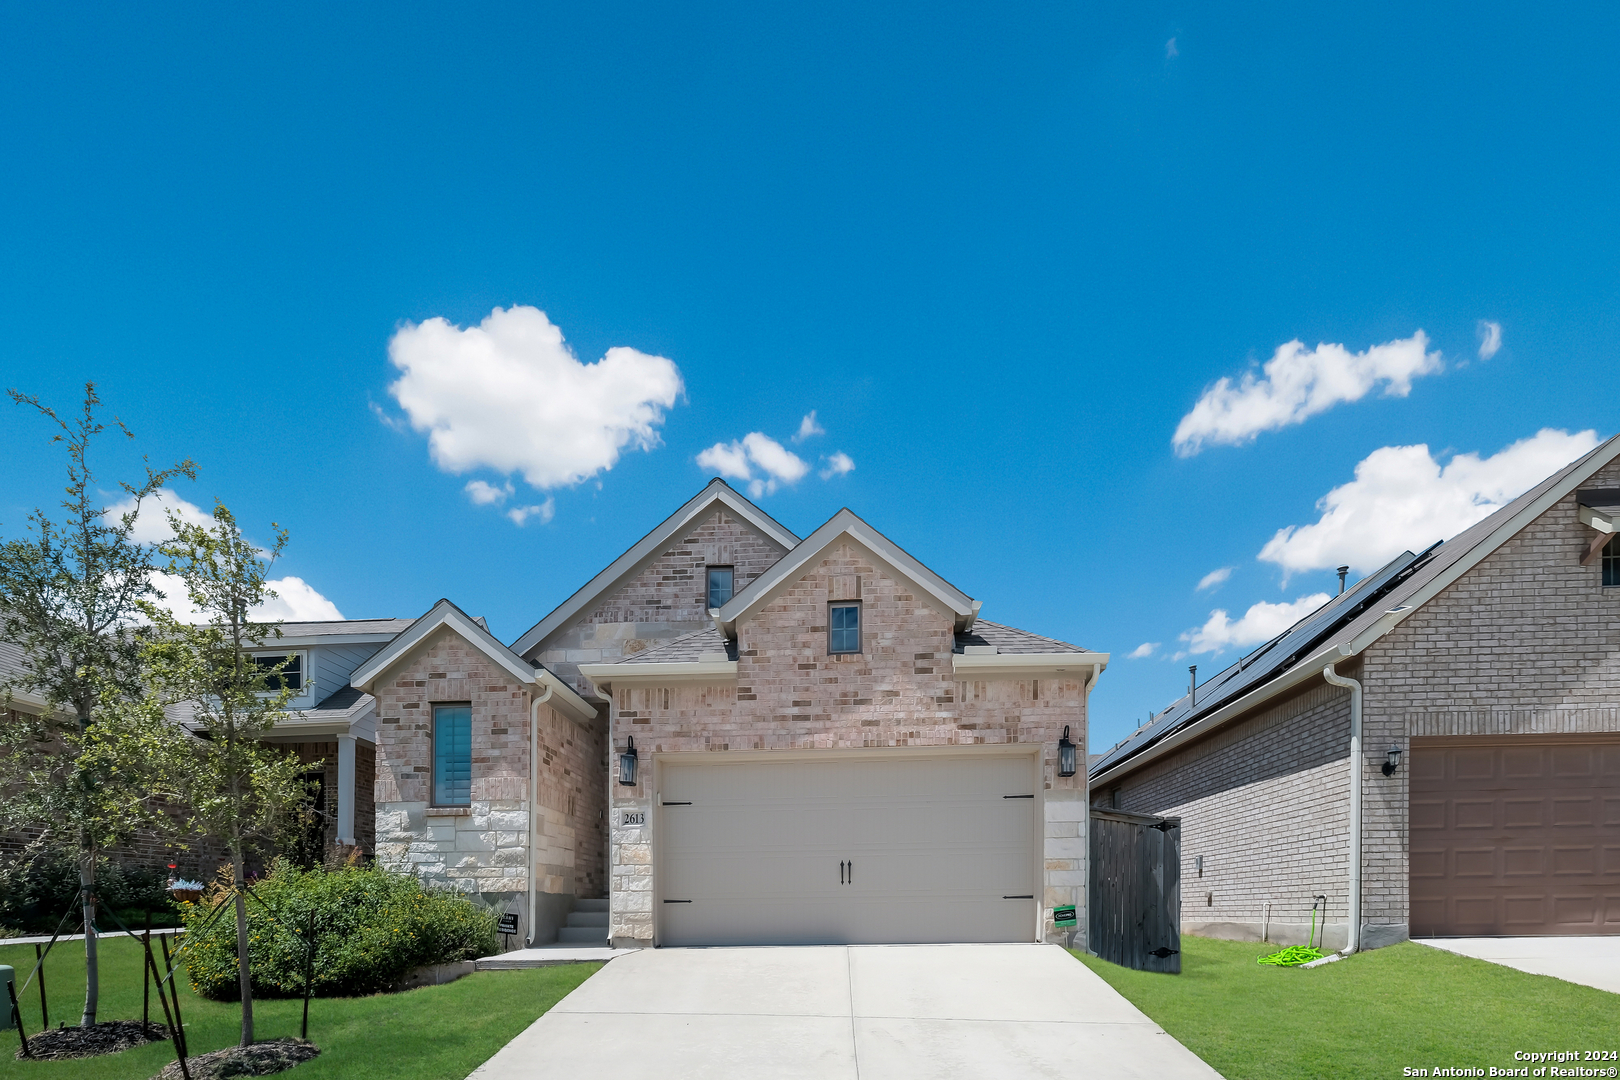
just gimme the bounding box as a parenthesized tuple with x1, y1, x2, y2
(1148, 821, 1175, 832)
(1149, 947, 1180, 958)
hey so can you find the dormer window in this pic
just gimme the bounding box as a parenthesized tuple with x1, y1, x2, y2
(1604, 536, 1620, 587)
(252, 652, 303, 692)
(829, 603, 861, 654)
(707, 566, 734, 609)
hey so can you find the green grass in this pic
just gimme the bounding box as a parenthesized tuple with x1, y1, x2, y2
(0, 937, 599, 1080)
(1074, 935, 1619, 1080)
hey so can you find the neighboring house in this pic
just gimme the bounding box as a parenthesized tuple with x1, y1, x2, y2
(354, 479, 1108, 948)
(1090, 435, 1620, 949)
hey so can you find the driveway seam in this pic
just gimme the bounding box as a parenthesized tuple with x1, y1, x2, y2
(846, 946, 862, 1080)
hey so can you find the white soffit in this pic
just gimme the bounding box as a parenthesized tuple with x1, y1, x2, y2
(716, 509, 978, 637)
(509, 479, 800, 657)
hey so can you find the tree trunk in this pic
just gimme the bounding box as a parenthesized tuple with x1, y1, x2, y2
(79, 848, 98, 1028)
(233, 853, 253, 1046)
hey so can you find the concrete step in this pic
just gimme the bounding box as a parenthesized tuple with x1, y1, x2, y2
(567, 910, 609, 928)
(557, 926, 608, 945)
(573, 897, 609, 913)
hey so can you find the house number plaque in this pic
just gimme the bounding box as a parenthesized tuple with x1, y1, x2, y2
(622, 810, 646, 826)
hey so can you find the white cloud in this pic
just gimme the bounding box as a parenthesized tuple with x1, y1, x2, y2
(697, 433, 810, 498)
(1260, 428, 1603, 575)
(506, 500, 556, 527)
(104, 490, 217, 544)
(148, 572, 344, 624)
(1129, 642, 1159, 659)
(1173, 332, 1443, 456)
(1181, 593, 1331, 655)
(793, 411, 825, 443)
(1196, 566, 1232, 592)
(1165, 37, 1178, 58)
(1478, 320, 1502, 360)
(464, 480, 513, 506)
(387, 305, 684, 490)
(820, 452, 856, 479)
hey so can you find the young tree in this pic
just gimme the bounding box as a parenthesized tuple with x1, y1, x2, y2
(138, 502, 313, 1048)
(0, 384, 195, 1027)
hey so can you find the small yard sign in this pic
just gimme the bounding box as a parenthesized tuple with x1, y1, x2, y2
(1053, 906, 1077, 927)
(496, 912, 520, 935)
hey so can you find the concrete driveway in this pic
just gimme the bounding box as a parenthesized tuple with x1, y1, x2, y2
(469, 943, 1221, 1080)
(1414, 937, 1620, 994)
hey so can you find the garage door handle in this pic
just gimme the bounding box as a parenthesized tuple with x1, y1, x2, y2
(663, 899, 692, 904)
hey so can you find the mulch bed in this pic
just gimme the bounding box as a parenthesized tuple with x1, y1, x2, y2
(152, 1038, 320, 1080)
(15, 1019, 170, 1060)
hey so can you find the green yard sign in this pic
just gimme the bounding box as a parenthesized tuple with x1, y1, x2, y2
(1053, 906, 1077, 927)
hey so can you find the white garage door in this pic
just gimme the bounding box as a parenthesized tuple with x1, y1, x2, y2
(658, 752, 1040, 946)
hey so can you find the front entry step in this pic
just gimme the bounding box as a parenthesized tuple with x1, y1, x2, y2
(555, 896, 609, 945)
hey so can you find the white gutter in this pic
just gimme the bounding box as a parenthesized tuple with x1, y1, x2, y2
(578, 659, 737, 690)
(1321, 663, 1361, 956)
(952, 650, 1109, 679)
(527, 679, 554, 948)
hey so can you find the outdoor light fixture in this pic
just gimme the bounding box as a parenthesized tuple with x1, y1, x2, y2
(1382, 744, 1402, 777)
(1058, 726, 1077, 777)
(619, 736, 639, 786)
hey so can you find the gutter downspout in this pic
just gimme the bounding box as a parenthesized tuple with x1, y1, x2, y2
(527, 678, 554, 948)
(1321, 663, 1361, 956)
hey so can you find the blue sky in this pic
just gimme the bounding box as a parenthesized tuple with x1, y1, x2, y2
(1, 4, 1617, 751)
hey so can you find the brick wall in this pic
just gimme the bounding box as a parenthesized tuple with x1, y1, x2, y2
(1359, 453, 1620, 931)
(528, 509, 790, 696)
(1109, 676, 1360, 949)
(607, 539, 1088, 947)
(373, 627, 605, 939)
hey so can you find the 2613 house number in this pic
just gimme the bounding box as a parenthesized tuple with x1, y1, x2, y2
(622, 810, 646, 826)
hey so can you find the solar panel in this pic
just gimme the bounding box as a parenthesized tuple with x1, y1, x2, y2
(1090, 547, 1433, 777)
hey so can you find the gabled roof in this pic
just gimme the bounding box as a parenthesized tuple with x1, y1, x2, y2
(509, 478, 799, 657)
(349, 598, 597, 723)
(715, 508, 979, 638)
(1091, 431, 1620, 786)
(617, 627, 736, 664)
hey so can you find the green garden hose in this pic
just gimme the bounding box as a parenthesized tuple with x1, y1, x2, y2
(1257, 896, 1328, 967)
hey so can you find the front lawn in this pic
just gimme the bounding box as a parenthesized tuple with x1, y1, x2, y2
(1074, 935, 1617, 1080)
(0, 936, 598, 1080)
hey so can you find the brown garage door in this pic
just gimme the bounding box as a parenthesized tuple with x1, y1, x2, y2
(1410, 735, 1620, 936)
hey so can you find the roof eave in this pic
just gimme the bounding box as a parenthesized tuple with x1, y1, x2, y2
(577, 660, 738, 692)
(951, 651, 1110, 679)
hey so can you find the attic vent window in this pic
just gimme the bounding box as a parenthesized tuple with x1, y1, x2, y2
(707, 566, 734, 608)
(1605, 537, 1620, 588)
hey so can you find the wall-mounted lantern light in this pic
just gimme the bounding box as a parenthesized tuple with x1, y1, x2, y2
(1058, 726, 1077, 777)
(619, 736, 639, 786)
(1382, 744, 1402, 777)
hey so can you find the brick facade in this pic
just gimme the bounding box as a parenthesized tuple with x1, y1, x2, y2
(607, 539, 1089, 947)
(1107, 675, 1362, 949)
(372, 627, 605, 939)
(528, 508, 790, 696)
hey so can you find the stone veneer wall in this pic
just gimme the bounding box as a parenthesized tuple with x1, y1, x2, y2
(528, 509, 789, 696)
(1358, 452, 1620, 933)
(1106, 675, 1364, 949)
(607, 540, 1088, 947)
(373, 627, 605, 942)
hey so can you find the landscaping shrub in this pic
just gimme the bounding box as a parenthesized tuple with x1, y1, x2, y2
(179, 859, 499, 1000)
(0, 849, 176, 934)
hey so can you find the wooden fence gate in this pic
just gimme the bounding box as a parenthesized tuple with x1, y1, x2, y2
(1089, 808, 1182, 973)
